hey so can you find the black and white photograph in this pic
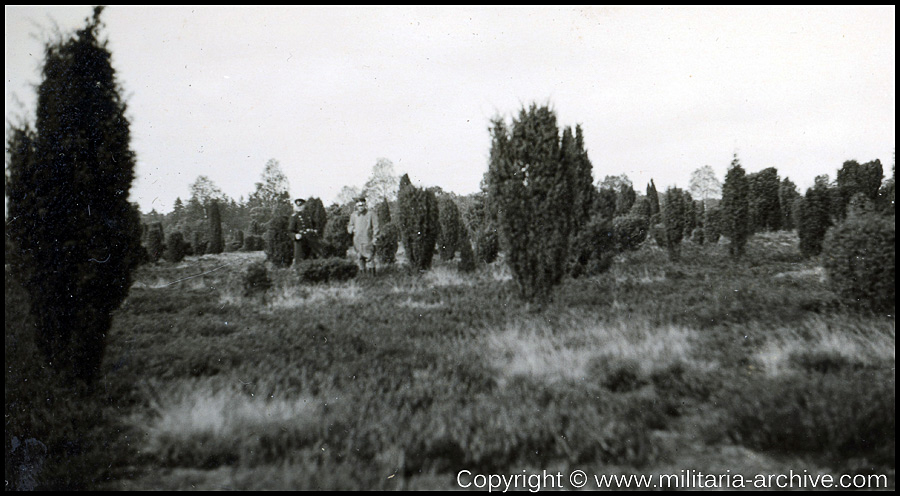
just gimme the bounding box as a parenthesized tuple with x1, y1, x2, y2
(5, 5, 895, 490)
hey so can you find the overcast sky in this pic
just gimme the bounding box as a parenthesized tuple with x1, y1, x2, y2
(5, 5, 895, 214)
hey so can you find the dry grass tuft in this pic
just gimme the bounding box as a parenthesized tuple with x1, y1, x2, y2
(485, 311, 710, 386)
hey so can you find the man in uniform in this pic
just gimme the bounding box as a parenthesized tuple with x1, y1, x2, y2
(289, 198, 321, 266)
(347, 195, 380, 275)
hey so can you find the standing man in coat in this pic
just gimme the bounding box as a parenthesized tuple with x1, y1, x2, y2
(347, 195, 380, 275)
(289, 198, 321, 266)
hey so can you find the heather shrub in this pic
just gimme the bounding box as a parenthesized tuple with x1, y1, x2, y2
(241, 261, 272, 301)
(613, 214, 648, 252)
(294, 257, 359, 283)
(164, 232, 188, 263)
(822, 211, 895, 312)
(717, 369, 894, 466)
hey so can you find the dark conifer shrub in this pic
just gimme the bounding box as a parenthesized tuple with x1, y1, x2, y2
(798, 178, 834, 258)
(663, 187, 687, 261)
(748, 167, 782, 232)
(145, 222, 165, 263)
(375, 222, 400, 265)
(192, 230, 207, 256)
(629, 197, 652, 221)
(836, 159, 883, 219)
(242, 235, 265, 252)
(458, 227, 476, 272)
(475, 227, 499, 264)
(486, 104, 575, 301)
(568, 214, 615, 278)
(397, 174, 440, 271)
(264, 214, 293, 267)
(207, 200, 224, 254)
(704, 206, 722, 244)
(721, 156, 750, 258)
(437, 196, 463, 260)
(4, 8, 142, 383)
(164, 231, 188, 263)
(693, 201, 706, 245)
(646, 180, 661, 217)
(779, 178, 800, 230)
(594, 188, 617, 220)
(305, 197, 328, 236)
(650, 215, 667, 248)
(230, 230, 245, 251)
(248, 219, 264, 236)
(321, 205, 353, 258)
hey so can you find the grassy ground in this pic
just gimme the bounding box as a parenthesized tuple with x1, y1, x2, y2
(5, 231, 895, 490)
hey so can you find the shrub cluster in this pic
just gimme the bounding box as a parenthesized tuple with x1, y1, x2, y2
(822, 211, 895, 312)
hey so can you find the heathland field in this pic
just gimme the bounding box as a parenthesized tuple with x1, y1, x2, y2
(5, 231, 895, 490)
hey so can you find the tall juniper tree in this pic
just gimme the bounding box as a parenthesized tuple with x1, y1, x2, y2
(5, 7, 142, 383)
(397, 174, 440, 271)
(207, 199, 225, 254)
(486, 104, 575, 302)
(721, 154, 750, 258)
(646, 179, 661, 217)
